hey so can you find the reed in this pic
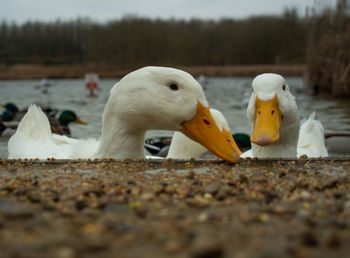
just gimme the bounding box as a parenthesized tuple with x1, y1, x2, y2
(306, 5, 350, 97)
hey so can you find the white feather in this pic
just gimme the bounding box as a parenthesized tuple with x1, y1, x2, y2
(297, 112, 328, 157)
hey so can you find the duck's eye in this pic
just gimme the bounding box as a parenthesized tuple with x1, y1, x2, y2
(282, 85, 286, 91)
(169, 83, 179, 91)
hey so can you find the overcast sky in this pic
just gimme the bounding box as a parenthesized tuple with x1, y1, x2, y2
(0, 0, 332, 24)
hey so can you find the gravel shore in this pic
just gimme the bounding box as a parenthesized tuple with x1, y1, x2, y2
(0, 158, 349, 258)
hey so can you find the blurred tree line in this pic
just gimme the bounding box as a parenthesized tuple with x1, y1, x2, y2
(306, 1, 350, 97)
(0, 9, 307, 68)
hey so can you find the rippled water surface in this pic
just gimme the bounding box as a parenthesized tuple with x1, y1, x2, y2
(1, 77, 349, 158)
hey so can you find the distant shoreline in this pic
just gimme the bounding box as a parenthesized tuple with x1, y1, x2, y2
(0, 64, 305, 80)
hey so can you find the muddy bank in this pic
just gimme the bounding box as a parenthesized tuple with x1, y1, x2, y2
(0, 64, 305, 80)
(0, 158, 349, 258)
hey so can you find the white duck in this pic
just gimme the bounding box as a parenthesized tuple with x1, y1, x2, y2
(167, 108, 240, 159)
(8, 66, 241, 163)
(297, 111, 328, 157)
(241, 73, 328, 158)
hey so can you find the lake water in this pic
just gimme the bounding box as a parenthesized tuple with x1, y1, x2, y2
(1, 76, 350, 158)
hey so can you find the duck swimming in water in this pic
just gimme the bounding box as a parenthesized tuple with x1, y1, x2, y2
(1, 103, 85, 137)
(49, 110, 86, 136)
(241, 73, 328, 158)
(8, 66, 241, 162)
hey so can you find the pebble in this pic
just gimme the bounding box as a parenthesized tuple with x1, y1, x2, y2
(56, 247, 76, 258)
(301, 231, 318, 247)
(28, 192, 41, 203)
(204, 184, 220, 195)
(141, 192, 155, 201)
(191, 236, 224, 258)
(164, 240, 182, 254)
(134, 206, 148, 218)
(344, 201, 350, 212)
(0, 198, 33, 219)
(326, 231, 341, 248)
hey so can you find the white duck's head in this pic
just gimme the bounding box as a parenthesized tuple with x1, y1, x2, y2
(246, 73, 299, 148)
(101, 66, 241, 162)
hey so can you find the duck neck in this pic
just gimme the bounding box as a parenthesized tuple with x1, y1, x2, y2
(95, 118, 145, 159)
(251, 120, 300, 158)
(167, 132, 207, 159)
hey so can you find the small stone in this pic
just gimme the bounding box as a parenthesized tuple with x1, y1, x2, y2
(259, 213, 269, 223)
(343, 201, 350, 212)
(141, 192, 155, 201)
(165, 185, 176, 194)
(216, 186, 232, 200)
(326, 232, 341, 248)
(297, 157, 307, 166)
(75, 199, 87, 210)
(0, 198, 33, 219)
(28, 192, 41, 203)
(164, 240, 182, 254)
(186, 171, 196, 180)
(198, 212, 208, 222)
(186, 198, 209, 208)
(239, 174, 248, 184)
(128, 201, 141, 209)
(300, 191, 311, 200)
(301, 231, 318, 247)
(83, 222, 105, 235)
(116, 224, 139, 234)
(302, 202, 310, 210)
(56, 247, 76, 258)
(191, 236, 224, 258)
(204, 184, 219, 195)
(323, 179, 339, 189)
(134, 206, 148, 218)
(204, 193, 213, 201)
(297, 209, 310, 218)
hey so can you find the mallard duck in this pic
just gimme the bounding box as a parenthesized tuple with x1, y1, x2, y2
(49, 110, 86, 136)
(0, 109, 19, 136)
(0, 103, 21, 121)
(0, 120, 19, 137)
(8, 66, 241, 162)
(167, 108, 241, 159)
(1, 103, 85, 137)
(241, 73, 328, 158)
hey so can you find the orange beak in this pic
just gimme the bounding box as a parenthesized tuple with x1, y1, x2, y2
(75, 117, 87, 125)
(251, 94, 282, 146)
(181, 101, 241, 163)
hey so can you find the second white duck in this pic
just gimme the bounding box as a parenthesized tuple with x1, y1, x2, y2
(242, 73, 328, 158)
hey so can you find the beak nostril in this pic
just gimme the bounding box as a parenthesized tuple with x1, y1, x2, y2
(271, 110, 275, 115)
(227, 138, 231, 143)
(203, 118, 210, 125)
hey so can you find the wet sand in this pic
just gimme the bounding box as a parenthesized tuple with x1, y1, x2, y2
(0, 158, 349, 258)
